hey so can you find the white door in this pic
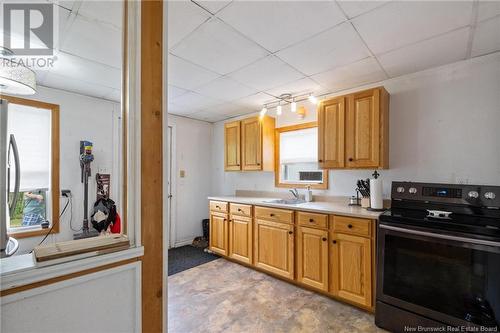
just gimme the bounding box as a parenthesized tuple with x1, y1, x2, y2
(167, 126, 174, 248)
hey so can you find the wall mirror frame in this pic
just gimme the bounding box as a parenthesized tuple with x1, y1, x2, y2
(274, 122, 328, 190)
(1, 95, 60, 239)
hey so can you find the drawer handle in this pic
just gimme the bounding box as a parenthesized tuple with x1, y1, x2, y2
(270, 213, 275, 217)
(322, 237, 327, 241)
(348, 224, 353, 229)
(332, 240, 337, 244)
(309, 218, 314, 223)
(288, 231, 293, 235)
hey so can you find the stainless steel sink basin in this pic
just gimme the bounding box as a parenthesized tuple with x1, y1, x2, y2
(264, 199, 306, 205)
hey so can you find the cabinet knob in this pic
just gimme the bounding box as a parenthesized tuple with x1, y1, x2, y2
(270, 213, 275, 217)
(223, 219, 227, 222)
(216, 205, 220, 209)
(319, 159, 323, 162)
(348, 224, 353, 229)
(288, 231, 293, 235)
(332, 240, 337, 244)
(309, 218, 314, 223)
(322, 237, 327, 241)
(238, 208, 242, 212)
(257, 163, 261, 165)
(348, 158, 353, 162)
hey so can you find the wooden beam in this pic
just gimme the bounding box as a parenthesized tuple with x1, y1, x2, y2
(141, 1, 164, 332)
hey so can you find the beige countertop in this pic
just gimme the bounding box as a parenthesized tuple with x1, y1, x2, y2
(208, 196, 385, 219)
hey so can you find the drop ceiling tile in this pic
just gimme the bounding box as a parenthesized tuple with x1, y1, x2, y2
(77, 0, 123, 29)
(477, 1, 500, 22)
(167, 0, 211, 48)
(168, 85, 189, 99)
(311, 57, 386, 92)
(195, 77, 257, 101)
(379, 28, 469, 78)
(217, 1, 346, 52)
(168, 102, 197, 116)
(205, 102, 253, 116)
(171, 91, 223, 111)
(171, 18, 269, 75)
(51, 51, 121, 89)
(189, 111, 228, 123)
(102, 89, 121, 103)
(168, 54, 220, 90)
(42, 72, 114, 99)
(471, 15, 500, 57)
(233, 92, 276, 110)
(352, 1, 473, 54)
(266, 78, 322, 97)
(336, 0, 390, 19)
(229, 55, 304, 91)
(276, 22, 371, 76)
(193, 0, 232, 14)
(59, 14, 122, 68)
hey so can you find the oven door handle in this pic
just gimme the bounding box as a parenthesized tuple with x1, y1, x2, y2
(379, 224, 500, 247)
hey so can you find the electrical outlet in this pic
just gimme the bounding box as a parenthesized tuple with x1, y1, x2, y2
(180, 170, 186, 178)
(61, 189, 71, 197)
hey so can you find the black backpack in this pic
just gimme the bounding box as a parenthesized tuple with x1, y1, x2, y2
(90, 198, 117, 232)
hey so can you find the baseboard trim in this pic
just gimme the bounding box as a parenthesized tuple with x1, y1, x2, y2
(172, 238, 194, 248)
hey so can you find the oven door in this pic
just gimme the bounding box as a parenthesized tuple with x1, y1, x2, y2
(377, 222, 500, 328)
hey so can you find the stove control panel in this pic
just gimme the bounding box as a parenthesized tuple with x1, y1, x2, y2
(391, 182, 500, 208)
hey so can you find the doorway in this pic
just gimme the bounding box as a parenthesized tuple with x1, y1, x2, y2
(167, 125, 175, 249)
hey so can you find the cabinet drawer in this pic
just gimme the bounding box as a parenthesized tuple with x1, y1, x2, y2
(210, 201, 228, 213)
(332, 216, 371, 237)
(297, 211, 328, 229)
(230, 203, 252, 217)
(255, 206, 294, 224)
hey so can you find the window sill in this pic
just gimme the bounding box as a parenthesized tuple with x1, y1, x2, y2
(0, 246, 143, 292)
(8, 226, 59, 239)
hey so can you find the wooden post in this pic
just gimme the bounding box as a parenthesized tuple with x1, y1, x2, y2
(141, 1, 163, 332)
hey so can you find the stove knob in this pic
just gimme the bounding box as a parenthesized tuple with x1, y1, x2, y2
(396, 187, 405, 193)
(484, 192, 496, 200)
(409, 187, 417, 194)
(468, 191, 479, 199)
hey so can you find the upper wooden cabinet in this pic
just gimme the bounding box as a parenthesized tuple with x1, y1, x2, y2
(318, 87, 389, 169)
(224, 121, 241, 171)
(224, 115, 275, 172)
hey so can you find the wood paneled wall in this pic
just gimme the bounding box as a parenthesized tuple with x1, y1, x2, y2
(141, 1, 164, 332)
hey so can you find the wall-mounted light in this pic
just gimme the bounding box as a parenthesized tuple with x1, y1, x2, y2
(276, 103, 282, 116)
(308, 94, 318, 105)
(0, 47, 36, 95)
(290, 99, 297, 112)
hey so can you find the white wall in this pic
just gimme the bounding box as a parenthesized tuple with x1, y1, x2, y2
(168, 115, 212, 247)
(14, 86, 121, 254)
(211, 53, 500, 198)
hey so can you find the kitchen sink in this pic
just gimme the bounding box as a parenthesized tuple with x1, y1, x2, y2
(264, 199, 306, 205)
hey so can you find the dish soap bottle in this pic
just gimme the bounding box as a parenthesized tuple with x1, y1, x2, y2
(305, 186, 313, 202)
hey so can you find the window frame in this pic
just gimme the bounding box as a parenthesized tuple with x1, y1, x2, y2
(274, 122, 328, 190)
(1, 94, 60, 239)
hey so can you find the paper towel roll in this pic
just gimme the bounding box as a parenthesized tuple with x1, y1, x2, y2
(370, 178, 383, 209)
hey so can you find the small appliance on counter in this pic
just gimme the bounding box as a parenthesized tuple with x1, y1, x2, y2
(376, 181, 500, 332)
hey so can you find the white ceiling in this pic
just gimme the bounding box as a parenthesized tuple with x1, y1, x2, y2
(168, 0, 500, 123)
(24, 1, 500, 119)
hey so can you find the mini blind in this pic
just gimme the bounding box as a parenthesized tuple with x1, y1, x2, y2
(280, 127, 318, 164)
(7, 103, 51, 192)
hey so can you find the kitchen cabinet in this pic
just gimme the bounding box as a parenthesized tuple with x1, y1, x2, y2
(318, 87, 389, 169)
(318, 96, 345, 168)
(224, 121, 241, 171)
(224, 116, 275, 171)
(254, 217, 294, 279)
(296, 226, 329, 291)
(228, 203, 253, 264)
(209, 211, 228, 256)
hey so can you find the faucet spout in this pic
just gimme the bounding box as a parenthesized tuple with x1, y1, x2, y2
(289, 188, 299, 199)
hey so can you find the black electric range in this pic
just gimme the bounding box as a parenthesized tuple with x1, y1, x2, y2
(375, 181, 500, 333)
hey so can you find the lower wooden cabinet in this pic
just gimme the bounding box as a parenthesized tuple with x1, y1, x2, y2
(330, 232, 372, 308)
(296, 226, 329, 291)
(228, 215, 253, 264)
(254, 219, 294, 279)
(209, 212, 228, 256)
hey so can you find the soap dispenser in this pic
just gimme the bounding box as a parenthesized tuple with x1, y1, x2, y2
(305, 186, 313, 202)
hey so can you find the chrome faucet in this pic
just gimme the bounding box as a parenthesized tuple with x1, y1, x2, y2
(289, 188, 299, 199)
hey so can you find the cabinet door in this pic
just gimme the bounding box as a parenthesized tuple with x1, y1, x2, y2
(241, 117, 262, 171)
(254, 219, 294, 279)
(224, 121, 241, 171)
(318, 96, 345, 168)
(330, 232, 372, 308)
(229, 215, 253, 264)
(209, 213, 228, 256)
(345, 89, 380, 168)
(297, 226, 328, 291)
